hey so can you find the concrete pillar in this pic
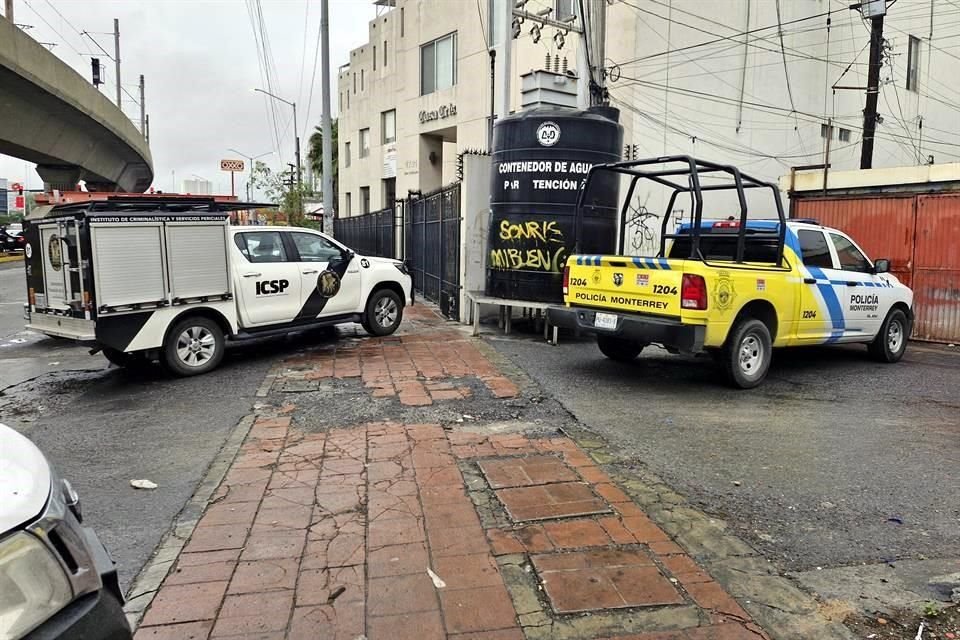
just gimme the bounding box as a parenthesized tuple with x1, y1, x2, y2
(36, 165, 81, 192)
(418, 135, 443, 193)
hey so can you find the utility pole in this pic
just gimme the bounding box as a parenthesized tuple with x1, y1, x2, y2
(113, 18, 121, 108)
(499, 0, 513, 120)
(590, 0, 608, 105)
(293, 100, 303, 223)
(859, 2, 886, 169)
(139, 74, 146, 137)
(320, 0, 334, 234)
(4, 0, 14, 23)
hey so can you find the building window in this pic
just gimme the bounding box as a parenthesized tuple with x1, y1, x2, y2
(383, 177, 396, 207)
(907, 35, 921, 92)
(361, 68, 365, 91)
(420, 33, 457, 96)
(373, 45, 377, 71)
(555, 0, 577, 21)
(339, 92, 343, 111)
(820, 124, 833, 140)
(344, 141, 351, 168)
(359, 129, 370, 158)
(360, 186, 370, 214)
(382, 110, 396, 144)
(838, 128, 851, 142)
(353, 72, 356, 94)
(488, 0, 503, 45)
(345, 192, 352, 217)
(401, 7, 404, 37)
(384, 40, 388, 67)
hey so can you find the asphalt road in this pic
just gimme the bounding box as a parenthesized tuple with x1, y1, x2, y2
(0, 260, 278, 589)
(488, 324, 960, 573)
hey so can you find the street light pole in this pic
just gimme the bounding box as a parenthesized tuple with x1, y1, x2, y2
(227, 148, 273, 201)
(254, 88, 303, 222)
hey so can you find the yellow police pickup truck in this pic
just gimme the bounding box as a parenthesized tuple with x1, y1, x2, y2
(547, 156, 914, 388)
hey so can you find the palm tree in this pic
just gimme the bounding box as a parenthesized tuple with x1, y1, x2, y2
(307, 120, 338, 207)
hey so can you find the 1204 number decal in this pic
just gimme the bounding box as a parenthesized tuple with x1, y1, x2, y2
(653, 284, 678, 295)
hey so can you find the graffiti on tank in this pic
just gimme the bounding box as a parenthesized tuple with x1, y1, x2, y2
(489, 219, 567, 272)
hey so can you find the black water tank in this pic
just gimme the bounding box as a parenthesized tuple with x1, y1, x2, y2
(485, 105, 623, 303)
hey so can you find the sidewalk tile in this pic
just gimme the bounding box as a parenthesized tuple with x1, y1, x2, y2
(684, 581, 750, 619)
(198, 501, 259, 527)
(164, 550, 240, 586)
(496, 483, 610, 522)
(134, 621, 213, 639)
(486, 528, 525, 556)
(296, 564, 365, 606)
(287, 601, 364, 640)
(182, 524, 249, 554)
(427, 525, 490, 557)
(212, 590, 293, 637)
(239, 530, 306, 561)
(367, 610, 445, 640)
(424, 501, 481, 531)
(368, 541, 430, 577)
(448, 631, 525, 640)
(228, 558, 298, 594)
(478, 455, 578, 489)
(367, 573, 439, 616)
(439, 585, 517, 634)
(254, 503, 313, 530)
(542, 519, 611, 548)
(302, 530, 365, 569)
(432, 553, 502, 590)
(369, 513, 426, 547)
(598, 516, 638, 544)
(140, 581, 228, 626)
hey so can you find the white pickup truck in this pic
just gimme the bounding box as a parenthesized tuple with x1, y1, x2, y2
(22, 196, 412, 376)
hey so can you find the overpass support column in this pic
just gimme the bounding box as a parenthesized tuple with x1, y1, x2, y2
(36, 165, 82, 192)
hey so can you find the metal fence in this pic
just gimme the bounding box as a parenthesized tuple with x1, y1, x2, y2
(333, 207, 397, 259)
(404, 183, 461, 320)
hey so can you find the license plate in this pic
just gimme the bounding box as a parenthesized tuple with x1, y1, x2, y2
(594, 312, 618, 330)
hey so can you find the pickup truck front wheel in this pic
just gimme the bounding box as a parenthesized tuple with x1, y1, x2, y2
(723, 318, 772, 389)
(868, 308, 908, 363)
(364, 289, 403, 336)
(597, 336, 643, 362)
(162, 316, 225, 376)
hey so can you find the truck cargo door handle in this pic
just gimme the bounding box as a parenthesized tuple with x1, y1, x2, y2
(803, 278, 816, 284)
(846, 281, 859, 287)
(242, 272, 262, 278)
(302, 269, 318, 275)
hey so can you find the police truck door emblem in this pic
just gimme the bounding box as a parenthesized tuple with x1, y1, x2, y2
(536, 121, 561, 147)
(636, 273, 649, 286)
(613, 273, 623, 287)
(25, 243, 32, 259)
(48, 235, 62, 271)
(317, 270, 342, 298)
(592, 269, 602, 285)
(714, 272, 736, 311)
(361, 258, 370, 268)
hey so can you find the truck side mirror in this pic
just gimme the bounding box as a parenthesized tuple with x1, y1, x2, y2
(874, 258, 890, 274)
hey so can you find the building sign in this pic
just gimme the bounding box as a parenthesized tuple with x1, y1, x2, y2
(383, 143, 398, 179)
(419, 103, 457, 124)
(220, 159, 245, 172)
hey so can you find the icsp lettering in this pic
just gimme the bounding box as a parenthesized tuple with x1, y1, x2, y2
(256, 279, 290, 295)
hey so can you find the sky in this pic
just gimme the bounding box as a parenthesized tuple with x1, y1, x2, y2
(0, 0, 377, 197)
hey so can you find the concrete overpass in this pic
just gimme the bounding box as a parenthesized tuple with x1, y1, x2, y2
(0, 18, 153, 192)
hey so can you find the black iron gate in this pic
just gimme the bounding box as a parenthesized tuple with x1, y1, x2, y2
(333, 207, 397, 259)
(404, 183, 461, 319)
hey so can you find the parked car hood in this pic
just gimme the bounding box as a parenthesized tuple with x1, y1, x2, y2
(0, 424, 51, 535)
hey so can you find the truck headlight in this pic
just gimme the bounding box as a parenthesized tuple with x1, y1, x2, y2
(0, 532, 73, 639)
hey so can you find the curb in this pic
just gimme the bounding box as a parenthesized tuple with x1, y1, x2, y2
(0, 254, 23, 264)
(122, 414, 255, 630)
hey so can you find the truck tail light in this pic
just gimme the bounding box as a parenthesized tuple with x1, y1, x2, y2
(28, 288, 35, 306)
(681, 274, 707, 310)
(713, 219, 740, 229)
(82, 291, 91, 308)
(562, 264, 570, 295)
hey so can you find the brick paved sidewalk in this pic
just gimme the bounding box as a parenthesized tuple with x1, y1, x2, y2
(135, 307, 771, 640)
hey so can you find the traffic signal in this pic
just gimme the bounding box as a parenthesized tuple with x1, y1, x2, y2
(91, 58, 102, 86)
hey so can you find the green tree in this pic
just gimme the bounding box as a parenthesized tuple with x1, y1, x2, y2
(249, 160, 312, 227)
(307, 119, 338, 206)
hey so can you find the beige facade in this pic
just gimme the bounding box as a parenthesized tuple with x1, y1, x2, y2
(337, 0, 960, 218)
(337, 0, 585, 217)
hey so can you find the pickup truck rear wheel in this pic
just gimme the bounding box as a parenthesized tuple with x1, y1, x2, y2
(597, 336, 643, 362)
(868, 308, 908, 363)
(162, 316, 224, 376)
(723, 318, 772, 389)
(364, 289, 403, 336)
